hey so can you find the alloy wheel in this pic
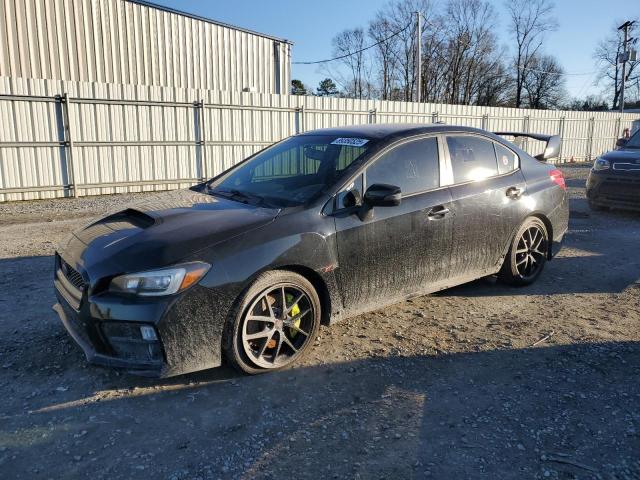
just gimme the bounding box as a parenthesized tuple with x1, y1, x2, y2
(241, 283, 315, 369)
(514, 225, 547, 280)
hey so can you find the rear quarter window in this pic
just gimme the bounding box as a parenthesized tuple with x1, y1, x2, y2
(494, 143, 518, 174)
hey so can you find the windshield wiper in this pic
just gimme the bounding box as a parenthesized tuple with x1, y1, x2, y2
(208, 188, 276, 208)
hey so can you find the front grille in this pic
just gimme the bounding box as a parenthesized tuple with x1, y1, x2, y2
(60, 260, 86, 291)
(613, 163, 640, 171)
(55, 255, 86, 310)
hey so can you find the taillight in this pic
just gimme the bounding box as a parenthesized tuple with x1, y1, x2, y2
(549, 169, 566, 190)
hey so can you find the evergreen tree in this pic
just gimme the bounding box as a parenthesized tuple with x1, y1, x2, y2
(316, 78, 339, 96)
(291, 79, 307, 95)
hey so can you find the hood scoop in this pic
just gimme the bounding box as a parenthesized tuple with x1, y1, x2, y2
(98, 208, 156, 229)
(74, 209, 155, 246)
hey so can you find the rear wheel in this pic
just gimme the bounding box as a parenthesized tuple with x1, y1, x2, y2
(499, 217, 548, 286)
(223, 270, 321, 374)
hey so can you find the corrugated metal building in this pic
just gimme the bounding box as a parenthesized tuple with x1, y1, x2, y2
(0, 0, 292, 94)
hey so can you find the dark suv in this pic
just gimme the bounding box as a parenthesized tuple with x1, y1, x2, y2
(587, 129, 640, 211)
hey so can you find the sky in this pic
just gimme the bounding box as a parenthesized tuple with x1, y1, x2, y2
(150, 0, 640, 99)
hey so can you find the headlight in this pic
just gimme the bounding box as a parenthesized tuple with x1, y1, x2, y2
(593, 158, 610, 171)
(109, 262, 210, 296)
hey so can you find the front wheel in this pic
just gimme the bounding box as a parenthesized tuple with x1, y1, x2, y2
(498, 217, 549, 286)
(223, 270, 321, 374)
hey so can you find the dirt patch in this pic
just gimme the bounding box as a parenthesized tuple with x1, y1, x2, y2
(1, 164, 639, 479)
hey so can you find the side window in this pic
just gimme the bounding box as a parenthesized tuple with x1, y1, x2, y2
(494, 143, 518, 174)
(366, 137, 439, 195)
(446, 135, 498, 183)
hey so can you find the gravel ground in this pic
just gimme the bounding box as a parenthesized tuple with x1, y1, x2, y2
(1, 164, 639, 480)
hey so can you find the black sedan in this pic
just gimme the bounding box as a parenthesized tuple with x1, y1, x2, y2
(587, 129, 640, 211)
(53, 124, 569, 376)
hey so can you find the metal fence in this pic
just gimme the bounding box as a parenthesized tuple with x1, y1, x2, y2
(1, 76, 638, 202)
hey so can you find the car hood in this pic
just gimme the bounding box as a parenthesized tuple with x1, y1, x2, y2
(600, 149, 640, 163)
(57, 189, 279, 278)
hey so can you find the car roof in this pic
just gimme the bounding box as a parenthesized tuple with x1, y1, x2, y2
(299, 123, 489, 141)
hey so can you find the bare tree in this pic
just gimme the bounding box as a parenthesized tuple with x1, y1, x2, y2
(441, 0, 506, 105)
(332, 28, 370, 99)
(368, 14, 400, 100)
(593, 21, 639, 109)
(504, 0, 557, 107)
(523, 54, 565, 108)
(380, 0, 434, 101)
(323, 0, 565, 108)
(475, 62, 512, 106)
(420, 14, 449, 102)
(565, 95, 609, 111)
(327, 0, 511, 105)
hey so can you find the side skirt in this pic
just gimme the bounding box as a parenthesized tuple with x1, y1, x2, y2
(329, 267, 500, 325)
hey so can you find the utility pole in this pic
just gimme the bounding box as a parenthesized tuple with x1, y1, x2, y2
(415, 11, 422, 103)
(618, 20, 635, 113)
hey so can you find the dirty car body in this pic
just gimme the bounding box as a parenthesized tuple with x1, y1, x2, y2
(587, 130, 640, 211)
(53, 124, 569, 377)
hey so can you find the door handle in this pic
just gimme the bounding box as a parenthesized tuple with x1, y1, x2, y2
(427, 205, 450, 219)
(506, 186, 524, 199)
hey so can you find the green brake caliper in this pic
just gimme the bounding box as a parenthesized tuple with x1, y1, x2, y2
(286, 293, 301, 338)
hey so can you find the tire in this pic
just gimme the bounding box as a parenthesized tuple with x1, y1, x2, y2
(223, 270, 321, 375)
(498, 217, 549, 286)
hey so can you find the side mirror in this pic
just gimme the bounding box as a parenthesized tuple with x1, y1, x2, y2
(342, 189, 362, 209)
(616, 137, 628, 148)
(363, 184, 402, 207)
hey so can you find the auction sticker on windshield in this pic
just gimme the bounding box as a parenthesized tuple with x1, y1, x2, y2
(331, 138, 369, 147)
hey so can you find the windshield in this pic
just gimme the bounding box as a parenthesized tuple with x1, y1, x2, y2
(626, 130, 640, 148)
(207, 135, 373, 207)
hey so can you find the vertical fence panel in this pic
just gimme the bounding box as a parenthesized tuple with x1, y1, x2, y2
(0, 77, 639, 201)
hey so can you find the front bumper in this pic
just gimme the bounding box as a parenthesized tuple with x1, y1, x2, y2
(53, 255, 229, 378)
(587, 170, 640, 211)
(53, 302, 165, 376)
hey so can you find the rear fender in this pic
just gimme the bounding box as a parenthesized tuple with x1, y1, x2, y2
(498, 212, 555, 267)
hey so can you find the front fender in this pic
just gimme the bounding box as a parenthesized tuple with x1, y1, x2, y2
(196, 212, 343, 321)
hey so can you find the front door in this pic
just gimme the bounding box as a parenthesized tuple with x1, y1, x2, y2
(332, 136, 454, 316)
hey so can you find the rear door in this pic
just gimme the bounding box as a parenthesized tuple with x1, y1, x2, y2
(444, 134, 528, 279)
(332, 136, 453, 314)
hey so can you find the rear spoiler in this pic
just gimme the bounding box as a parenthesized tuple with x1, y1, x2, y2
(494, 132, 561, 161)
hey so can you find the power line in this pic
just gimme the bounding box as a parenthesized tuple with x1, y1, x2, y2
(574, 60, 604, 99)
(292, 22, 412, 65)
